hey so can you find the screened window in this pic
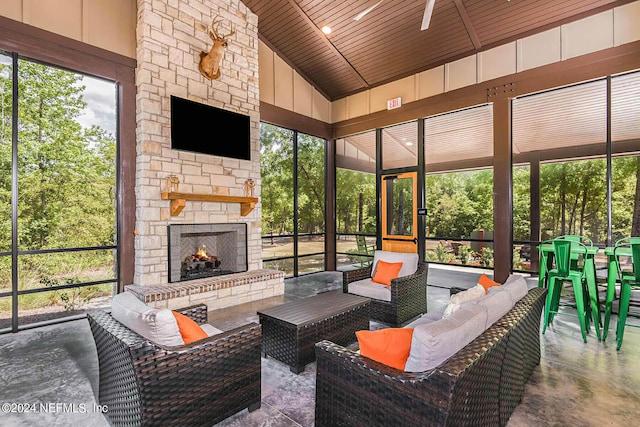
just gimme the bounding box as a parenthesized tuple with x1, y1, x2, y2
(336, 131, 377, 270)
(0, 55, 118, 331)
(260, 124, 326, 276)
(424, 105, 494, 268)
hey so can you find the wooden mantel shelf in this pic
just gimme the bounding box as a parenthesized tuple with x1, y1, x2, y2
(161, 192, 259, 217)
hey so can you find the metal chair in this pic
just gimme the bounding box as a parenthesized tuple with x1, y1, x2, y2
(609, 237, 640, 350)
(542, 239, 593, 342)
(355, 235, 375, 267)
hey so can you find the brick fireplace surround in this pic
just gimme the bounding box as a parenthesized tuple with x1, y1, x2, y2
(128, 0, 284, 304)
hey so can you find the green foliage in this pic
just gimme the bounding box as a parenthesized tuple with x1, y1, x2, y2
(480, 247, 494, 268)
(389, 177, 414, 235)
(297, 133, 326, 234)
(513, 166, 531, 241)
(41, 276, 89, 311)
(425, 170, 494, 239)
(457, 244, 474, 265)
(513, 250, 529, 271)
(539, 159, 608, 243)
(0, 58, 117, 313)
(260, 124, 294, 236)
(336, 169, 376, 234)
(430, 242, 455, 263)
(260, 124, 326, 237)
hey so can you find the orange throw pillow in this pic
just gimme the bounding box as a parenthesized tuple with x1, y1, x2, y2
(478, 274, 501, 293)
(357, 328, 414, 371)
(172, 311, 208, 344)
(372, 260, 403, 286)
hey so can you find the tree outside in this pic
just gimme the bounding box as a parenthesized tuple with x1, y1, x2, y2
(260, 124, 326, 275)
(0, 58, 117, 327)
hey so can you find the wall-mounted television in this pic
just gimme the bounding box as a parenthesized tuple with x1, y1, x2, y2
(170, 95, 251, 160)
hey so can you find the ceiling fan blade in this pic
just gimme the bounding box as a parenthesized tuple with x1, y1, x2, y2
(421, 0, 436, 30)
(354, 0, 384, 21)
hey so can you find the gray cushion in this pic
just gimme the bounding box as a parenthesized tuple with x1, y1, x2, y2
(472, 288, 514, 329)
(348, 278, 391, 302)
(405, 307, 446, 328)
(371, 250, 419, 279)
(490, 274, 528, 302)
(404, 303, 488, 372)
(200, 323, 223, 336)
(111, 292, 184, 346)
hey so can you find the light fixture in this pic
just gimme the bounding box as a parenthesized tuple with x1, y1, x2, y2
(405, 142, 414, 146)
(354, 0, 384, 21)
(321, 26, 332, 35)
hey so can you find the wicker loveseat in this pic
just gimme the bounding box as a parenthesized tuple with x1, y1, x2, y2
(87, 303, 261, 426)
(315, 287, 546, 427)
(343, 250, 429, 326)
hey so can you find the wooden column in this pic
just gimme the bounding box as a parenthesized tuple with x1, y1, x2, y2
(529, 152, 541, 273)
(493, 97, 513, 283)
(117, 65, 137, 290)
(325, 137, 337, 271)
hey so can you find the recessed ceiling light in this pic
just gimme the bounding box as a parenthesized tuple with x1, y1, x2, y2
(405, 142, 414, 146)
(321, 26, 332, 35)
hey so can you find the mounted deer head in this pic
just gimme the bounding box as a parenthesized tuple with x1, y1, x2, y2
(198, 17, 235, 80)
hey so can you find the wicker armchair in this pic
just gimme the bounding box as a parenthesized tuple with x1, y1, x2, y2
(343, 262, 429, 326)
(87, 303, 261, 426)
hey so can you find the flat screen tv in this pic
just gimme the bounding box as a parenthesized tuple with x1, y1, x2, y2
(170, 95, 251, 160)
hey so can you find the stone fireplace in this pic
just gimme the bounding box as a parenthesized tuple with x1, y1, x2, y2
(134, 0, 262, 287)
(127, 0, 285, 309)
(168, 223, 248, 282)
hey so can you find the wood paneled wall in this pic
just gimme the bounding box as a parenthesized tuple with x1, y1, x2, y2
(331, 1, 640, 123)
(0, 0, 136, 58)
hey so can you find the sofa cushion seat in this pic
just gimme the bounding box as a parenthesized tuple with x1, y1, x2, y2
(404, 303, 488, 372)
(371, 250, 419, 279)
(348, 278, 391, 302)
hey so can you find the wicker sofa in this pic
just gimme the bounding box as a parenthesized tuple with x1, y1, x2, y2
(87, 303, 261, 426)
(343, 251, 429, 326)
(315, 287, 546, 427)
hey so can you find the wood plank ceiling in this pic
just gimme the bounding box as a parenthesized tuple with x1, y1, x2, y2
(244, 0, 628, 100)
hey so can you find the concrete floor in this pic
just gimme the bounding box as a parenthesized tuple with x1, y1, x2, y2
(0, 265, 639, 426)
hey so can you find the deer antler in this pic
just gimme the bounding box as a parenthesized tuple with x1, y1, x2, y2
(208, 16, 234, 40)
(209, 17, 220, 40)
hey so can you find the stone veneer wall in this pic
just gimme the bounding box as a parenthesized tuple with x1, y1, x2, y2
(135, 0, 260, 286)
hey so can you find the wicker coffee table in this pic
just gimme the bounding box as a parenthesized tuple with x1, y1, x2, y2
(257, 292, 370, 374)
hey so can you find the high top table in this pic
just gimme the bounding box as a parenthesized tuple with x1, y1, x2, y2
(258, 292, 370, 373)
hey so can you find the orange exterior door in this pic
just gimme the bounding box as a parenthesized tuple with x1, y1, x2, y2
(381, 172, 418, 253)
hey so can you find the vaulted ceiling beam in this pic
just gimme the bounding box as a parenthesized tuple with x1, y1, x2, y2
(453, 0, 481, 50)
(285, 0, 369, 88)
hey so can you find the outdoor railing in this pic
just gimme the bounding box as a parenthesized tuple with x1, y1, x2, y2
(425, 237, 494, 269)
(261, 233, 325, 277)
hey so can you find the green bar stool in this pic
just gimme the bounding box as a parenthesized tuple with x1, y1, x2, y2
(607, 237, 640, 350)
(552, 235, 600, 331)
(542, 239, 591, 343)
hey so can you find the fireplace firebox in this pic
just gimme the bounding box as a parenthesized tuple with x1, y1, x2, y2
(168, 223, 248, 282)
